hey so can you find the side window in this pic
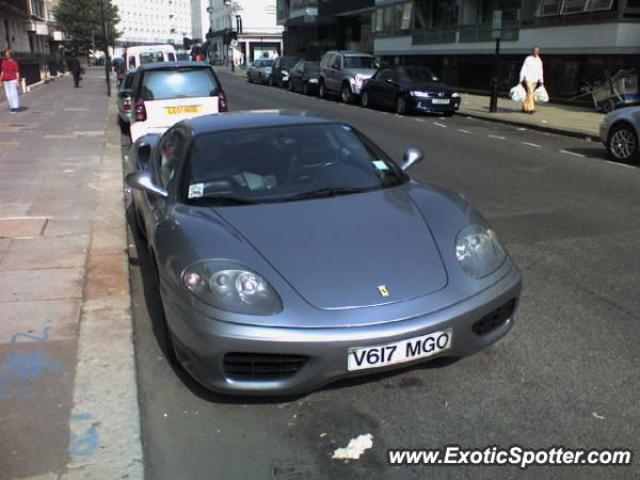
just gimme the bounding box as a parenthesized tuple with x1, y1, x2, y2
(168, 52, 175, 62)
(129, 56, 136, 68)
(378, 70, 391, 82)
(332, 55, 341, 69)
(157, 130, 187, 189)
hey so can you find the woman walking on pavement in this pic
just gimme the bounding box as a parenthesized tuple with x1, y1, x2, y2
(0, 48, 21, 113)
(519, 46, 544, 114)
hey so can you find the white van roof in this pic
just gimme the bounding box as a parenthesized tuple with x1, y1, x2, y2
(127, 45, 176, 54)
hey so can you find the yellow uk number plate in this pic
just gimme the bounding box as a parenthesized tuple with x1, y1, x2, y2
(165, 105, 202, 115)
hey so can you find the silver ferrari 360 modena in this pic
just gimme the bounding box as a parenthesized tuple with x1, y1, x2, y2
(126, 111, 522, 396)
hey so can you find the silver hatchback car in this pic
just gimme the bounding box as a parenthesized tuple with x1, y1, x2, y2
(126, 112, 522, 396)
(600, 106, 640, 162)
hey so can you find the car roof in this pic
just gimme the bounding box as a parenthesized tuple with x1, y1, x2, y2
(137, 61, 210, 71)
(326, 50, 373, 57)
(182, 111, 335, 135)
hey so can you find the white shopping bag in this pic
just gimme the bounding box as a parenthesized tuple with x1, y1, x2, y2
(510, 84, 527, 103)
(534, 86, 549, 103)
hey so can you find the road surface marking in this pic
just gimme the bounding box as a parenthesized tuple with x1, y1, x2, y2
(559, 149, 586, 158)
(415, 118, 426, 123)
(489, 135, 506, 140)
(522, 142, 541, 148)
(605, 160, 636, 169)
(457, 129, 472, 134)
(433, 122, 447, 128)
(517, 127, 527, 131)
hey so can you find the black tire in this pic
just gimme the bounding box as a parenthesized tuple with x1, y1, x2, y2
(132, 201, 147, 242)
(600, 99, 616, 114)
(396, 95, 407, 115)
(303, 82, 309, 96)
(247, 75, 253, 83)
(607, 123, 639, 162)
(319, 80, 327, 99)
(149, 254, 178, 363)
(268, 76, 274, 87)
(289, 79, 294, 92)
(341, 84, 354, 104)
(361, 90, 370, 108)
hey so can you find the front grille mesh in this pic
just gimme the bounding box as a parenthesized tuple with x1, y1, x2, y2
(223, 353, 308, 381)
(472, 299, 516, 336)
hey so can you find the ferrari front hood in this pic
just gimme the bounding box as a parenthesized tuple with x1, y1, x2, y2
(215, 188, 448, 310)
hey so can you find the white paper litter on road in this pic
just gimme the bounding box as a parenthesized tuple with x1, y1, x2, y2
(332, 434, 373, 460)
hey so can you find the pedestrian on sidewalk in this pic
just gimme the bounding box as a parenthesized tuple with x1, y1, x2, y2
(0, 48, 21, 113)
(65, 52, 83, 88)
(519, 46, 544, 114)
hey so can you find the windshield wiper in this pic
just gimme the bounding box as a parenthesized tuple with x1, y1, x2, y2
(189, 195, 256, 206)
(280, 187, 372, 202)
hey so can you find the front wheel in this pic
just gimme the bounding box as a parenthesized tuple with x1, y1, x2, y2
(341, 84, 354, 104)
(319, 81, 327, 99)
(361, 91, 370, 108)
(396, 95, 407, 115)
(288, 80, 294, 92)
(608, 123, 639, 162)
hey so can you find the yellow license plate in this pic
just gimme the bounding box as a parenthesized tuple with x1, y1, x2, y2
(165, 105, 202, 115)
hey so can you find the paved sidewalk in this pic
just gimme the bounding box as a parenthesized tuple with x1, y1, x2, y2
(0, 68, 142, 479)
(458, 93, 603, 140)
(215, 65, 603, 139)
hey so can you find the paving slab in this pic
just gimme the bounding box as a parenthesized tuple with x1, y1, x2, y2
(0, 235, 90, 271)
(0, 218, 48, 239)
(0, 269, 84, 303)
(0, 299, 80, 344)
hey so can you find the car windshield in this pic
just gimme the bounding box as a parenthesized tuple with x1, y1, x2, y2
(397, 67, 438, 83)
(140, 68, 219, 100)
(183, 124, 406, 205)
(257, 59, 274, 67)
(305, 62, 320, 74)
(281, 57, 299, 69)
(344, 56, 375, 69)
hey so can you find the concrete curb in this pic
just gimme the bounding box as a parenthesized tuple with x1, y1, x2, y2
(457, 109, 601, 142)
(60, 101, 144, 480)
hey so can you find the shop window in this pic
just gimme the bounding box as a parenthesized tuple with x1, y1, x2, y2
(537, 0, 562, 15)
(560, 0, 587, 13)
(401, 2, 413, 30)
(584, 0, 614, 10)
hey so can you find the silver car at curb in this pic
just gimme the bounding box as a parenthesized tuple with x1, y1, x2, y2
(126, 111, 522, 396)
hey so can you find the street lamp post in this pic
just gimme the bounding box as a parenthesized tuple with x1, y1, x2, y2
(489, 10, 502, 113)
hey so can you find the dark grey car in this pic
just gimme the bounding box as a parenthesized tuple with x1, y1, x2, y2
(126, 112, 522, 396)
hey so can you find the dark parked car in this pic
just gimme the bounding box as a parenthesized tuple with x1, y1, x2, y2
(125, 111, 521, 396)
(269, 56, 301, 87)
(288, 60, 320, 95)
(362, 66, 461, 116)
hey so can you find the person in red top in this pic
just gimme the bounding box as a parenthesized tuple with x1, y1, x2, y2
(0, 48, 20, 113)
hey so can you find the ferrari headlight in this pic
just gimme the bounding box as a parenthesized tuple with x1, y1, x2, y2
(455, 225, 506, 278)
(182, 261, 282, 315)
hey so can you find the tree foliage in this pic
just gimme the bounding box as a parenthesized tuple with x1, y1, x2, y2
(53, 0, 120, 54)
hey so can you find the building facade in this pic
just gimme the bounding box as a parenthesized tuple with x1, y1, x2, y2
(1, 0, 65, 85)
(112, 0, 192, 46)
(191, 0, 210, 42)
(372, 0, 640, 100)
(277, 0, 375, 59)
(207, 0, 283, 65)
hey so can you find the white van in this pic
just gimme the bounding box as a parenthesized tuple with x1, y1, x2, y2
(126, 45, 177, 70)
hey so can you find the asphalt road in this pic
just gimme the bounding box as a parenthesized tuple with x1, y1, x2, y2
(127, 72, 640, 480)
